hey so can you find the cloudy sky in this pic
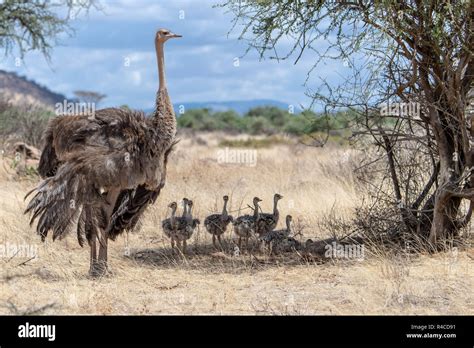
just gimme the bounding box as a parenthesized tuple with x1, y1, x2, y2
(0, 0, 345, 110)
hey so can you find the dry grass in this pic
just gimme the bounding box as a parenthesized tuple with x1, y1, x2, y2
(0, 132, 472, 315)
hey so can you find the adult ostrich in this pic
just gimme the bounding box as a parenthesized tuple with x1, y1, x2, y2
(25, 28, 181, 276)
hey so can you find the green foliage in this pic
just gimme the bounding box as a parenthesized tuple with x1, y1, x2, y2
(0, 0, 98, 59)
(244, 115, 273, 134)
(307, 110, 357, 133)
(177, 106, 356, 138)
(214, 110, 245, 131)
(177, 109, 214, 131)
(245, 106, 287, 126)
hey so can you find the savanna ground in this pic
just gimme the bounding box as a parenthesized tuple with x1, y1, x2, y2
(0, 132, 472, 315)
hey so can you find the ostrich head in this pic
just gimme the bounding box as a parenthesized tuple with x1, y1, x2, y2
(223, 195, 229, 202)
(286, 215, 292, 223)
(168, 202, 177, 210)
(155, 28, 182, 43)
(274, 193, 283, 201)
(253, 197, 262, 205)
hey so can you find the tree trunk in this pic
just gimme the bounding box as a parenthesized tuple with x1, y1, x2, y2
(429, 196, 462, 246)
(429, 176, 462, 246)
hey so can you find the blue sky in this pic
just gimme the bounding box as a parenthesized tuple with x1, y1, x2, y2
(0, 0, 345, 110)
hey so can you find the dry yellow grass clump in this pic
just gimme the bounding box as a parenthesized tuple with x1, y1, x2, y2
(0, 132, 472, 315)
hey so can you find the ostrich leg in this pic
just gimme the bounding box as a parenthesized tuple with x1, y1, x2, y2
(217, 235, 223, 249)
(212, 235, 216, 248)
(89, 229, 98, 276)
(94, 189, 121, 277)
(96, 227, 108, 275)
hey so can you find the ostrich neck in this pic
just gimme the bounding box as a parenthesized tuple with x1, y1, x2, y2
(273, 199, 280, 217)
(170, 207, 176, 225)
(222, 200, 228, 218)
(157, 42, 166, 89)
(182, 203, 187, 218)
(151, 41, 176, 148)
(253, 202, 259, 219)
(186, 206, 193, 222)
(286, 219, 291, 232)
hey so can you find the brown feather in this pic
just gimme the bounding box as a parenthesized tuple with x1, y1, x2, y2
(25, 109, 178, 244)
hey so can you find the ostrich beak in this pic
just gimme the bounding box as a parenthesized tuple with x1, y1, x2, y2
(169, 32, 182, 38)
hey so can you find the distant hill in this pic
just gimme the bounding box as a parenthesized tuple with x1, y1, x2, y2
(0, 70, 292, 115)
(145, 99, 297, 115)
(172, 99, 290, 115)
(145, 99, 292, 115)
(0, 70, 68, 108)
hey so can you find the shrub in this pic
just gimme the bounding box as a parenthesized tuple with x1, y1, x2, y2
(176, 106, 358, 139)
(219, 136, 290, 148)
(0, 102, 54, 147)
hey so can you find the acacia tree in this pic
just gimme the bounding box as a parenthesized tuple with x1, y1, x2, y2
(220, 0, 473, 248)
(0, 0, 98, 59)
(73, 90, 106, 106)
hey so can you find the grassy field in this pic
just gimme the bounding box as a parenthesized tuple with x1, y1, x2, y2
(0, 132, 472, 315)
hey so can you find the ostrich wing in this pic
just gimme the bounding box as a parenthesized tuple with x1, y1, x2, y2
(39, 108, 159, 180)
(37, 123, 59, 178)
(26, 152, 114, 242)
(106, 140, 178, 240)
(26, 108, 168, 244)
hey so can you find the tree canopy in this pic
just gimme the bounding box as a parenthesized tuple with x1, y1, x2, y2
(220, 0, 473, 248)
(0, 0, 98, 59)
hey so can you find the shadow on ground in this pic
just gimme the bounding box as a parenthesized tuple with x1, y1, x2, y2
(126, 239, 324, 274)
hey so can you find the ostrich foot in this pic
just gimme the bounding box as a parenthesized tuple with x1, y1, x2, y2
(88, 261, 112, 278)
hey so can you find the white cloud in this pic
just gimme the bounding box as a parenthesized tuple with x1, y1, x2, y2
(0, 0, 339, 111)
(129, 70, 142, 86)
(89, 0, 171, 21)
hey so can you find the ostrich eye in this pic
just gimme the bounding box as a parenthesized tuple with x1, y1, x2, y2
(162, 31, 169, 35)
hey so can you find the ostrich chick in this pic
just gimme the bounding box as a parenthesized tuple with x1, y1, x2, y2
(204, 195, 233, 249)
(233, 197, 262, 251)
